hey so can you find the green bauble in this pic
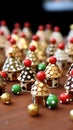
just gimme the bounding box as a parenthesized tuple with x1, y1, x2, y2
(11, 84, 21, 95)
(38, 63, 46, 71)
(46, 94, 58, 109)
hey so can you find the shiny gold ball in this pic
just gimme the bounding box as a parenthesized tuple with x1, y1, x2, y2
(27, 103, 39, 116)
(1, 92, 12, 104)
(70, 109, 73, 121)
(70, 24, 73, 30)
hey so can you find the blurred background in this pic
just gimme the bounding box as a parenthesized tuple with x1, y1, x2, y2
(0, 0, 73, 36)
(43, 0, 73, 12)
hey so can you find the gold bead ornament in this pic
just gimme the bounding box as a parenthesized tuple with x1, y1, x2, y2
(70, 109, 73, 121)
(0, 92, 11, 104)
(27, 103, 39, 116)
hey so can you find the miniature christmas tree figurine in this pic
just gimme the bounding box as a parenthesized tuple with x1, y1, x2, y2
(54, 42, 68, 69)
(18, 58, 36, 92)
(50, 26, 63, 44)
(0, 20, 10, 36)
(65, 37, 73, 64)
(30, 34, 46, 62)
(36, 25, 48, 54)
(46, 37, 57, 58)
(26, 44, 39, 72)
(64, 69, 73, 101)
(22, 21, 33, 43)
(4, 34, 12, 57)
(0, 31, 6, 70)
(2, 50, 24, 81)
(8, 38, 23, 62)
(14, 22, 21, 35)
(45, 56, 63, 88)
(31, 71, 50, 106)
(0, 30, 6, 48)
(45, 23, 53, 43)
(67, 24, 73, 42)
(17, 32, 29, 55)
(11, 29, 19, 42)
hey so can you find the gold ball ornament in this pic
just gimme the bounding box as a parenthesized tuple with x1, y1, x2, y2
(70, 109, 73, 121)
(70, 24, 73, 30)
(27, 103, 39, 116)
(0, 92, 11, 104)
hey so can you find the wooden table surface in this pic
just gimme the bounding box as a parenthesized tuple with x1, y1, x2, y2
(0, 68, 73, 130)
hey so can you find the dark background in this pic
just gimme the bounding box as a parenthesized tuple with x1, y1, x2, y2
(0, 0, 73, 36)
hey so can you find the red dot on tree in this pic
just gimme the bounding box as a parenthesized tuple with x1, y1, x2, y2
(24, 22, 30, 27)
(6, 34, 11, 41)
(54, 26, 60, 32)
(58, 42, 65, 50)
(0, 20, 6, 26)
(20, 32, 26, 38)
(45, 23, 52, 29)
(36, 71, 46, 81)
(0, 31, 4, 35)
(0, 71, 8, 79)
(38, 25, 44, 30)
(50, 38, 56, 44)
(14, 22, 21, 29)
(10, 38, 16, 45)
(23, 59, 31, 67)
(69, 37, 73, 43)
(49, 56, 57, 64)
(32, 35, 39, 41)
(29, 45, 36, 51)
(12, 29, 18, 34)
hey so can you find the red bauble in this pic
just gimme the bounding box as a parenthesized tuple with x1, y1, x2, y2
(50, 38, 56, 44)
(1, 20, 6, 26)
(70, 37, 73, 44)
(6, 34, 11, 41)
(32, 35, 39, 41)
(45, 24, 52, 29)
(10, 38, 16, 45)
(49, 56, 56, 64)
(59, 92, 70, 104)
(20, 32, 26, 38)
(29, 45, 36, 51)
(54, 26, 60, 32)
(23, 59, 31, 67)
(58, 42, 65, 50)
(38, 25, 44, 30)
(0, 71, 8, 79)
(0, 31, 4, 35)
(36, 71, 46, 81)
(24, 22, 30, 27)
(14, 23, 20, 29)
(12, 29, 18, 34)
